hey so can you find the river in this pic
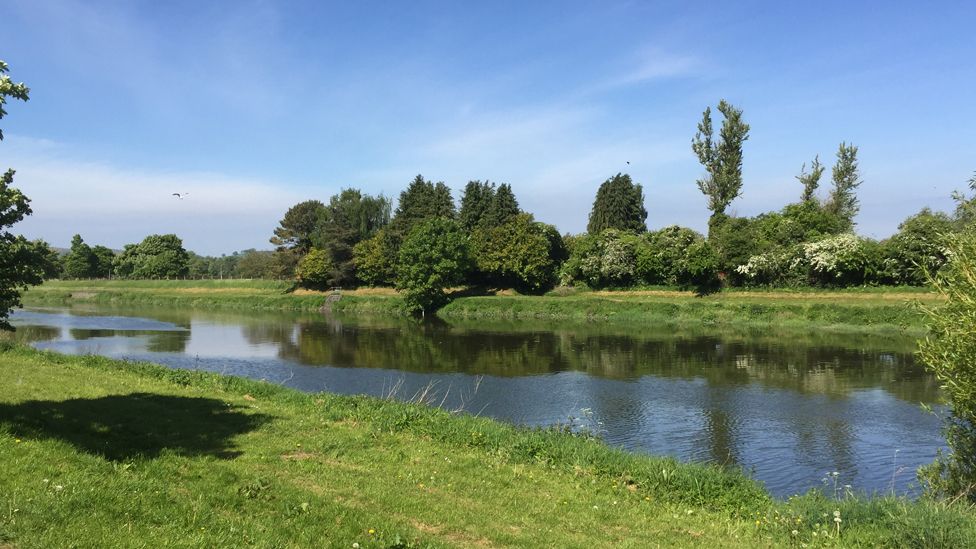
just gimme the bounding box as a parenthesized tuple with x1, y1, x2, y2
(9, 304, 943, 499)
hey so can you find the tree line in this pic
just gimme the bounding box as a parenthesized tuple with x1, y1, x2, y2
(50, 234, 287, 281)
(8, 93, 973, 313)
(263, 100, 974, 311)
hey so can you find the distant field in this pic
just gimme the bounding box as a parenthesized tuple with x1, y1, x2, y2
(21, 280, 936, 334)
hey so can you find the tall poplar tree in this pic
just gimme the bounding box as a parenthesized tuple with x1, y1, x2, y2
(797, 156, 825, 202)
(691, 100, 750, 217)
(824, 142, 862, 230)
(586, 173, 647, 234)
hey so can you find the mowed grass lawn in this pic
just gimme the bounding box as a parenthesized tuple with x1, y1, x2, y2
(2, 346, 975, 548)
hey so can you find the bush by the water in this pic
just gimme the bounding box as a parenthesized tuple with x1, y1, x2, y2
(918, 231, 976, 503)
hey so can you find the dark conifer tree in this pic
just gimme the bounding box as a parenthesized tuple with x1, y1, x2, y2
(586, 173, 647, 234)
(459, 180, 496, 231)
(392, 174, 455, 235)
(63, 234, 97, 279)
(485, 183, 520, 228)
(270, 200, 326, 255)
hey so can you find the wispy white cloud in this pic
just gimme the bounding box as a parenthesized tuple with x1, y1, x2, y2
(351, 100, 697, 234)
(582, 47, 703, 95)
(7, 136, 307, 254)
(614, 48, 701, 85)
(419, 106, 595, 161)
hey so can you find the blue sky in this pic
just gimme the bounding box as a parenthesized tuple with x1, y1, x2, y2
(2, 0, 974, 255)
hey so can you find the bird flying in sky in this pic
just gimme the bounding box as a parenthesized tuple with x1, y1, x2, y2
(172, 192, 189, 199)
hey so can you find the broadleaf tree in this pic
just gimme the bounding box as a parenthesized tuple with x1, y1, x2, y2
(918, 231, 976, 502)
(0, 59, 47, 330)
(91, 245, 116, 278)
(62, 234, 97, 279)
(309, 188, 390, 286)
(396, 217, 471, 314)
(471, 213, 561, 293)
(113, 234, 190, 279)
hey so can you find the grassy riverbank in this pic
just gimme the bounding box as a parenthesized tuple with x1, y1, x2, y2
(1, 345, 973, 547)
(23, 280, 936, 334)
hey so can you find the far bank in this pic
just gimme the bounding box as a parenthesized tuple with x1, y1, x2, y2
(22, 280, 935, 335)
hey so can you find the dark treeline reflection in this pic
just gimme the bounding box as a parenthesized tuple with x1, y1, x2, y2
(239, 313, 937, 404)
(11, 324, 61, 343)
(67, 328, 191, 353)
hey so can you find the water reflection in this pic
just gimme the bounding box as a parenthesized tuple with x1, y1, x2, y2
(66, 329, 191, 353)
(239, 317, 935, 405)
(9, 324, 61, 343)
(9, 305, 943, 498)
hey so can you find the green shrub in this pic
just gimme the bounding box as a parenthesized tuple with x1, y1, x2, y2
(352, 228, 398, 286)
(295, 247, 334, 289)
(884, 208, 952, 286)
(917, 232, 976, 502)
(396, 218, 471, 313)
(470, 213, 562, 293)
(560, 230, 638, 288)
(635, 226, 704, 285)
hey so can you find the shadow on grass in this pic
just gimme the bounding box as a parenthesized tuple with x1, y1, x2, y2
(0, 392, 272, 461)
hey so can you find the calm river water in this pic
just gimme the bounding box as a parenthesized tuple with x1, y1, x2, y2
(10, 304, 943, 498)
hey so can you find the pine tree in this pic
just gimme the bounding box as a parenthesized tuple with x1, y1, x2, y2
(270, 200, 326, 255)
(586, 173, 647, 234)
(459, 180, 496, 231)
(392, 174, 455, 234)
(484, 183, 520, 228)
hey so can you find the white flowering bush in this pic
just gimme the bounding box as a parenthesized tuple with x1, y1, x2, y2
(733, 246, 807, 286)
(735, 253, 779, 281)
(561, 229, 636, 287)
(798, 233, 871, 285)
(598, 231, 636, 284)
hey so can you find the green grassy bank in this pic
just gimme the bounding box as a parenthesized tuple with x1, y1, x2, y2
(1, 345, 973, 547)
(23, 280, 935, 335)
